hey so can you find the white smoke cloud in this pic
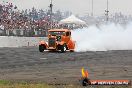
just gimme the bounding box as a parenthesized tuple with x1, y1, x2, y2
(72, 23, 132, 52)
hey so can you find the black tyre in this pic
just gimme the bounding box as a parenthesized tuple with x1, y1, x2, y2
(70, 50, 74, 52)
(60, 44, 67, 53)
(39, 45, 45, 52)
(82, 78, 91, 86)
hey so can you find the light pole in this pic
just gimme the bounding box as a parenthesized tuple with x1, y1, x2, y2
(49, 0, 53, 29)
(105, 0, 109, 21)
(91, 0, 93, 16)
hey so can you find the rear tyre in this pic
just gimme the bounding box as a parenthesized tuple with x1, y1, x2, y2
(60, 44, 67, 53)
(82, 78, 91, 86)
(70, 50, 74, 52)
(39, 45, 45, 52)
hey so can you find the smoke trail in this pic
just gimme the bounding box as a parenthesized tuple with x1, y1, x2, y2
(72, 23, 132, 52)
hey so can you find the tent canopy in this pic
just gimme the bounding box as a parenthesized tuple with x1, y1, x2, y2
(59, 15, 86, 25)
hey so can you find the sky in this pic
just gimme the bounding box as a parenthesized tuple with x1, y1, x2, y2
(0, 0, 131, 16)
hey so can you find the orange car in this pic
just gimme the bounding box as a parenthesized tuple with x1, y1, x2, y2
(39, 29, 75, 53)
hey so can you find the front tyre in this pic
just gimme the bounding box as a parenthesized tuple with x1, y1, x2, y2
(60, 44, 67, 53)
(39, 45, 45, 52)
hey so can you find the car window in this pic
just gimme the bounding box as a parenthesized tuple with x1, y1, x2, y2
(66, 32, 70, 36)
(49, 31, 65, 35)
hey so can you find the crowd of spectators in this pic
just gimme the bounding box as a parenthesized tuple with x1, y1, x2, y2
(0, 2, 61, 36)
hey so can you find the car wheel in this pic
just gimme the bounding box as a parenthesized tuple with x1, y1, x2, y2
(60, 44, 66, 53)
(70, 50, 74, 52)
(39, 45, 45, 52)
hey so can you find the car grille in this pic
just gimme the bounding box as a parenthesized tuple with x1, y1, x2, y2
(56, 36, 61, 41)
(49, 38, 56, 47)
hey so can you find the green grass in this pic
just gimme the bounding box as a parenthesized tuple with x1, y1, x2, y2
(0, 80, 53, 88)
(0, 80, 131, 88)
(0, 80, 11, 85)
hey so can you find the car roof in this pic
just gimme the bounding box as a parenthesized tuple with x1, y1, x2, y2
(48, 29, 70, 32)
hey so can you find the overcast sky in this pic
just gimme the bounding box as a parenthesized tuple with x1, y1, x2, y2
(0, 0, 131, 16)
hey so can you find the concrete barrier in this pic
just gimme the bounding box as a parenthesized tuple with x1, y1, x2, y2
(0, 36, 47, 47)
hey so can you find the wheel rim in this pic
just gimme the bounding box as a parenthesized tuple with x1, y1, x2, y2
(64, 46, 66, 51)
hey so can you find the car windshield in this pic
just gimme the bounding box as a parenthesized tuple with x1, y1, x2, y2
(49, 31, 65, 36)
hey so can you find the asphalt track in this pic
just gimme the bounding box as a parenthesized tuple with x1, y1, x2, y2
(0, 47, 132, 85)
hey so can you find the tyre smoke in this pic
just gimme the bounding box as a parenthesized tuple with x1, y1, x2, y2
(72, 23, 132, 52)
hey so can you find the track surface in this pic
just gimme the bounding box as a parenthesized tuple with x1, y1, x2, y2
(0, 47, 132, 84)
